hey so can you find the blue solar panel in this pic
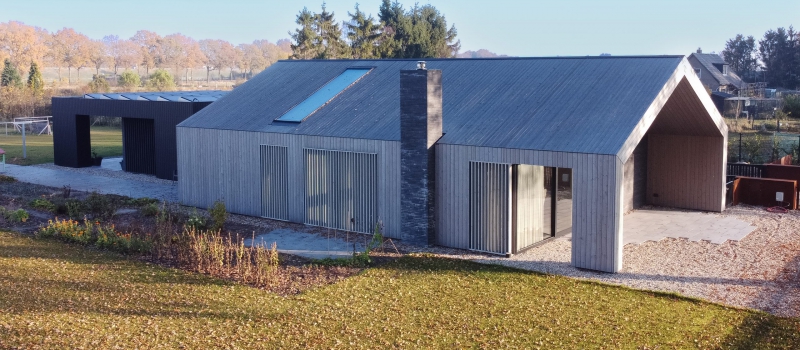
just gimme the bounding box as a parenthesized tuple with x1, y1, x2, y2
(276, 68, 371, 122)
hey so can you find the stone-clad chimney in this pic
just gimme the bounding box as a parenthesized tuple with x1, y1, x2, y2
(400, 63, 442, 245)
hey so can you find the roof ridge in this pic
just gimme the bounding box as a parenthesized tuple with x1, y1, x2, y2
(277, 55, 685, 63)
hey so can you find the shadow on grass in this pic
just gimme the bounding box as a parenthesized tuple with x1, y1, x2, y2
(718, 313, 800, 349)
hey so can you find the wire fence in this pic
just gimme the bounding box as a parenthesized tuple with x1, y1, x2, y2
(728, 132, 800, 165)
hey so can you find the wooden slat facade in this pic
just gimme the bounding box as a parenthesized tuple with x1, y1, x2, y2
(303, 148, 378, 234)
(178, 127, 402, 239)
(259, 145, 289, 220)
(436, 144, 623, 272)
(647, 134, 726, 211)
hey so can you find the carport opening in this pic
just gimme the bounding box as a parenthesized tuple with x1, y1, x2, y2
(624, 77, 725, 213)
(78, 115, 156, 176)
(87, 116, 123, 170)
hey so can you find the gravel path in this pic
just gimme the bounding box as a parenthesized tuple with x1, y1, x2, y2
(33, 163, 174, 186)
(417, 205, 800, 318)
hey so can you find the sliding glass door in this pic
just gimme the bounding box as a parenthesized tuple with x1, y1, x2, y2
(469, 162, 572, 255)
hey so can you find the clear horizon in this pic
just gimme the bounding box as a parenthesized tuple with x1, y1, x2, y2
(1, 0, 798, 57)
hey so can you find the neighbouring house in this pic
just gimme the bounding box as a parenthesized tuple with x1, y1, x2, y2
(175, 56, 727, 273)
(52, 91, 225, 179)
(688, 49, 745, 94)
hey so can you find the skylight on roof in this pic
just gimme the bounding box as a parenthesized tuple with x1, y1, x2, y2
(276, 68, 372, 122)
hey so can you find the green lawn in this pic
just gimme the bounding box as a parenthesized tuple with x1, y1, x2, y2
(0, 232, 798, 349)
(0, 126, 121, 166)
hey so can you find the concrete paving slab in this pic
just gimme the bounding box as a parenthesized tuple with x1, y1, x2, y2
(1, 164, 177, 202)
(623, 209, 756, 245)
(101, 157, 123, 171)
(246, 228, 365, 260)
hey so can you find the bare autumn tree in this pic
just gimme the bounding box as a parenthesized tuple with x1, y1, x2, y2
(198, 39, 220, 83)
(103, 35, 140, 76)
(0, 21, 48, 73)
(52, 28, 91, 84)
(131, 30, 161, 75)
(161, 33, 204, 83)
(199, 39, 236, 82)
(223, 41, 241, 80)
(237, 43, 262, 79)
(87, 39, 107, 75)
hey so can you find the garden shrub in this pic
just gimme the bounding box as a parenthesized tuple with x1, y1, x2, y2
(1, 208, 30, 223)
(37, 218, 151, 254)
(65, 199, 85, 219)
(30, 198, 56, 212)
(0, 174, 16, 183)
(96, 225, 152, 254)
(209, 200, 227, 232)
(9, 209, 29, 223)
(85, 192, 119, 220)
(186, 208, 206, 231)
(141, 202, 160, 217)
(37, 218, 94, 244)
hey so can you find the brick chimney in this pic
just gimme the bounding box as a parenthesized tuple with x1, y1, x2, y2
(400, 63, 442, 245)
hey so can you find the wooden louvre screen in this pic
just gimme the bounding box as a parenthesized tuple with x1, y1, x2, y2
(260, 145, 289, 220)
(304, 148, 378, 234)
(469, 161, 511, 254)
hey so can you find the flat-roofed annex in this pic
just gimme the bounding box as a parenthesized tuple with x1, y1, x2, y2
(275, 67, 372, 123)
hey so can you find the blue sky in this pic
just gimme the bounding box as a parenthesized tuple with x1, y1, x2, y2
(2, 0, 798, 56)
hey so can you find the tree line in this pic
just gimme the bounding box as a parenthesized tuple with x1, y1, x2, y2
(0, 21, 293, 85)
(289, 0, 460, 60)
(722, 26, 800, 89)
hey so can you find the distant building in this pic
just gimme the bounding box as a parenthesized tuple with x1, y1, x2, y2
(688, 49, 745, 94)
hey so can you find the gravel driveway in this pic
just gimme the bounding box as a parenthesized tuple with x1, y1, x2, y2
(423, 205, 800, 318)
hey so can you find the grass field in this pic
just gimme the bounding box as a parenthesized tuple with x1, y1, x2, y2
(0, 126, 121, 166)
(0, 231, 798, 348)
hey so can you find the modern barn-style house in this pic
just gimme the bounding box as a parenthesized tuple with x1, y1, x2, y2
(176, 56, 727, 273)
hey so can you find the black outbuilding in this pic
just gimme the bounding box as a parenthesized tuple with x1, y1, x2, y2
(52, 91, 225, 180)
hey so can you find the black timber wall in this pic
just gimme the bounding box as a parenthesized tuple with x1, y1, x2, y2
(122, 118, 156, 175)
(52, 98, 212, 180)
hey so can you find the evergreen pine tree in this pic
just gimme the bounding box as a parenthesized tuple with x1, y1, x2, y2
(346, 4, 381, 59)
(26, 62, 44, 94)
(314, 4, 350, 59)
(1, 59, 23, 88)
(290, 8, 320, 59)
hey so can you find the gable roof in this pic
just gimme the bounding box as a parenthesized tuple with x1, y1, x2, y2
(689, 53, 744, 89)
(180, 56, 703, 155)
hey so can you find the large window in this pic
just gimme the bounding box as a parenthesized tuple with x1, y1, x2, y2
(276, 68, 372, 122)
(469, 162, 572, 255)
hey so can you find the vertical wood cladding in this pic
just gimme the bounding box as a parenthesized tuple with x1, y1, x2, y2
(437, 144, 623, 273)
(122, 118, 156, 175)
(647, 134, 726, 212)
(469, 161, 511, 254)
(260, 145, 289, 220)
(177, 128, 402, 239)
(623, 135, 648, 213)
(52, 97, 211, 180)
(303, 148, 378, 234)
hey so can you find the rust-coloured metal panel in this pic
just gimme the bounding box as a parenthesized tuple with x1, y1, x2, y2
(732, 176, 797, 210)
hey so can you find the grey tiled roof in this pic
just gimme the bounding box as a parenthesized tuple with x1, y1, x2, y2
(690, 53, 744, 89)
